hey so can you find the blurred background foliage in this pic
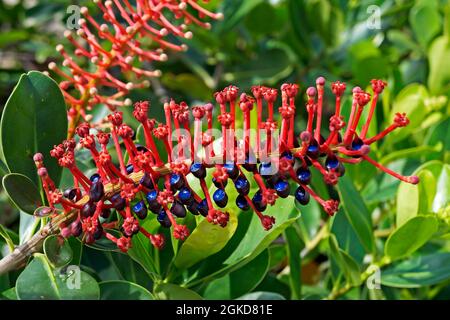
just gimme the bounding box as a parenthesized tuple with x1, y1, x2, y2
(0, 0, 449, 300)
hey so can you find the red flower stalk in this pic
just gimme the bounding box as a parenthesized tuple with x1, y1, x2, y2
(33, 78, 419, 252)
(48, 0, 222, 136)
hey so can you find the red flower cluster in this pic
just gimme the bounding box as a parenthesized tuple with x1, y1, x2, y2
(34, 78, 419, 253)
(48, 0, 222, 135)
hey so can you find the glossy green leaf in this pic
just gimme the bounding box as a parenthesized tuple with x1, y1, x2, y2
(2, 173, 42, 215)
(19, 211, 39, 245)
(16, 254, 100, 300)
(43, 235, 73, 268)
(428, 36, 450, 94)
(174, 211, 238, 269)
(328, 235, 361, 286)
(154, 283, 202, 300)
(237, 291, 286, 300)
(433, 164, 450, 212)
(409, 2, 441, 48)
(0, 71, 67, 187)
(337, 175, 375, 254)
(203, 249, 269, 300)
(0, 224, 15, 252)
(99, 281, 153, 300)
(385, 216, 439, 260)
(1, 288, 18, 300)
(382, 253, 450, 288)
(284, 226, 302, 299)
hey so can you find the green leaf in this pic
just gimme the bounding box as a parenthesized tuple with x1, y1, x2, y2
(0, 224, 15, 252)
(19, 211, 40, 245)
(328, 235, 361, 286)
(202, 249, 269, 300)
(428, 36, 450, 94)
(99, 280, 154, 300)
(237, 291, 286, 300)
(382, 252, 450, 288)
(385, 216, 439, 260)
(43, 235, 73, 268)
(2, 173, 42, 214)
(16, 254, 100, 300)
(153, 283, 202, 300)
(127, 219, 160, 278)
(284, 226, 302, 299)
(174, 211, 238, 269)
(0, 71, 67, 187)
(337, 175, 375, 254)
(410, 2, 441, 48)
(217, 0, 264, 33)
(1, 288, 18, 300)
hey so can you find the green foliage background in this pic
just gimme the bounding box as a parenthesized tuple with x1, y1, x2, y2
(0, 0, 449, 300)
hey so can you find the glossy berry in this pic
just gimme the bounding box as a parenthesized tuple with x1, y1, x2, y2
(274, 179, 290, 198)
(170, 173, 184, 190)
(242, 156, 257, 172)
(236, 194, 250, 211)
(197, 199, 209, 217)
(140, 173, 154, 189)
(306, 139, 319, 158)
(351, 137, 364, 151)
(296, 167, 311, 185)
(110, 193, 126, 211)
(81, 201, 96, 218)
(93, 224, 103, 240)
(89, 173, 101, 183)
(89, 181, 104, 202)
(259, 162, 274, 178)
(224, 163, 239, 180)
(252, 190, 267, 212)
(234, 175, 250, 195)
(212, 177, 227, 188)
(171, 201, 187, 218)
(325, 155, 340, 171)
(187, 201, 200, 215)
(146, 190, 162, 213)
(70, 220, 82, 237)
(213, 188, 228, 208)
(132, 200, 148, 220)
(63, 188, 78, 201)
(295, 186, 310, 205)
(126, 164, 134, 174)
(190, 163, 206, 179)
(157, 210, 172, 228)
(178, 187, 193, 205)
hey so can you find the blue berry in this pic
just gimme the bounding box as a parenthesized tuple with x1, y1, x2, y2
(63, 188, 77, 200)
(295, 186, 310, 205)
(81, 201, 96, 218)
(296, 167, 311, 184)
(146, 190, 162, 213)
(224, 162, 239, 180)
(90, 173, 101, 183)
(178, 187, 193, 205)
(351, 137, 364, 151)
(236, 194, 250, 211)
(157, 210, 172, 228)
(213, 188, 228, 208)
(170, 201, 187, 218)
(126, 164, 134, 174)
(307, 139, 319, 158)
(274, 179, 290, 198)
(212, 177, 227, 188)
(132, 200, 148, 219)
(259, 162, 274, 178)
(234, 175, 250, 195)
(170, 173, 184, 190)
(252, 190, 267, 212)
(140, 173, 154, 189)
(110, 193, 126, 211)
(187, 201, 200, 215)
(190, 163, 206, 179)
(325, 155, 339, 170)
(197, 199, 209, 217)
(89, 181, 104, 202)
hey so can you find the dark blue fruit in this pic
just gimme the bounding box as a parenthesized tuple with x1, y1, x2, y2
(224, 162, 239, 180)
(252, 190, 267, 212)
(170, 201, 187, 218)
(236, 194, 250, 211)
(295, 186, 310, 205)
(145, 190, 162, 213)
(274, 179, 290, 198)
(132, 200, 148, 219)
(89, 181, 104, 202)
(178, 187, 193, 205)
(110, 193, 126, 211)
(213, 188, 228, 208)
(190, 163, 206, 179)
(296, 167, 311, 185)
(157, 210, 172, 228)
(234, 175, 250, 195)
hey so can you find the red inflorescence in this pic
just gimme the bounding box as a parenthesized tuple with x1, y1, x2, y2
(48, 0, 223, 134)
(34, 78, 419, 253)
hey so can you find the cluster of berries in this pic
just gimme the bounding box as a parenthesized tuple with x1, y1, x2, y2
(33, 77, 419, 252)
(48, 0, 222, 134)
